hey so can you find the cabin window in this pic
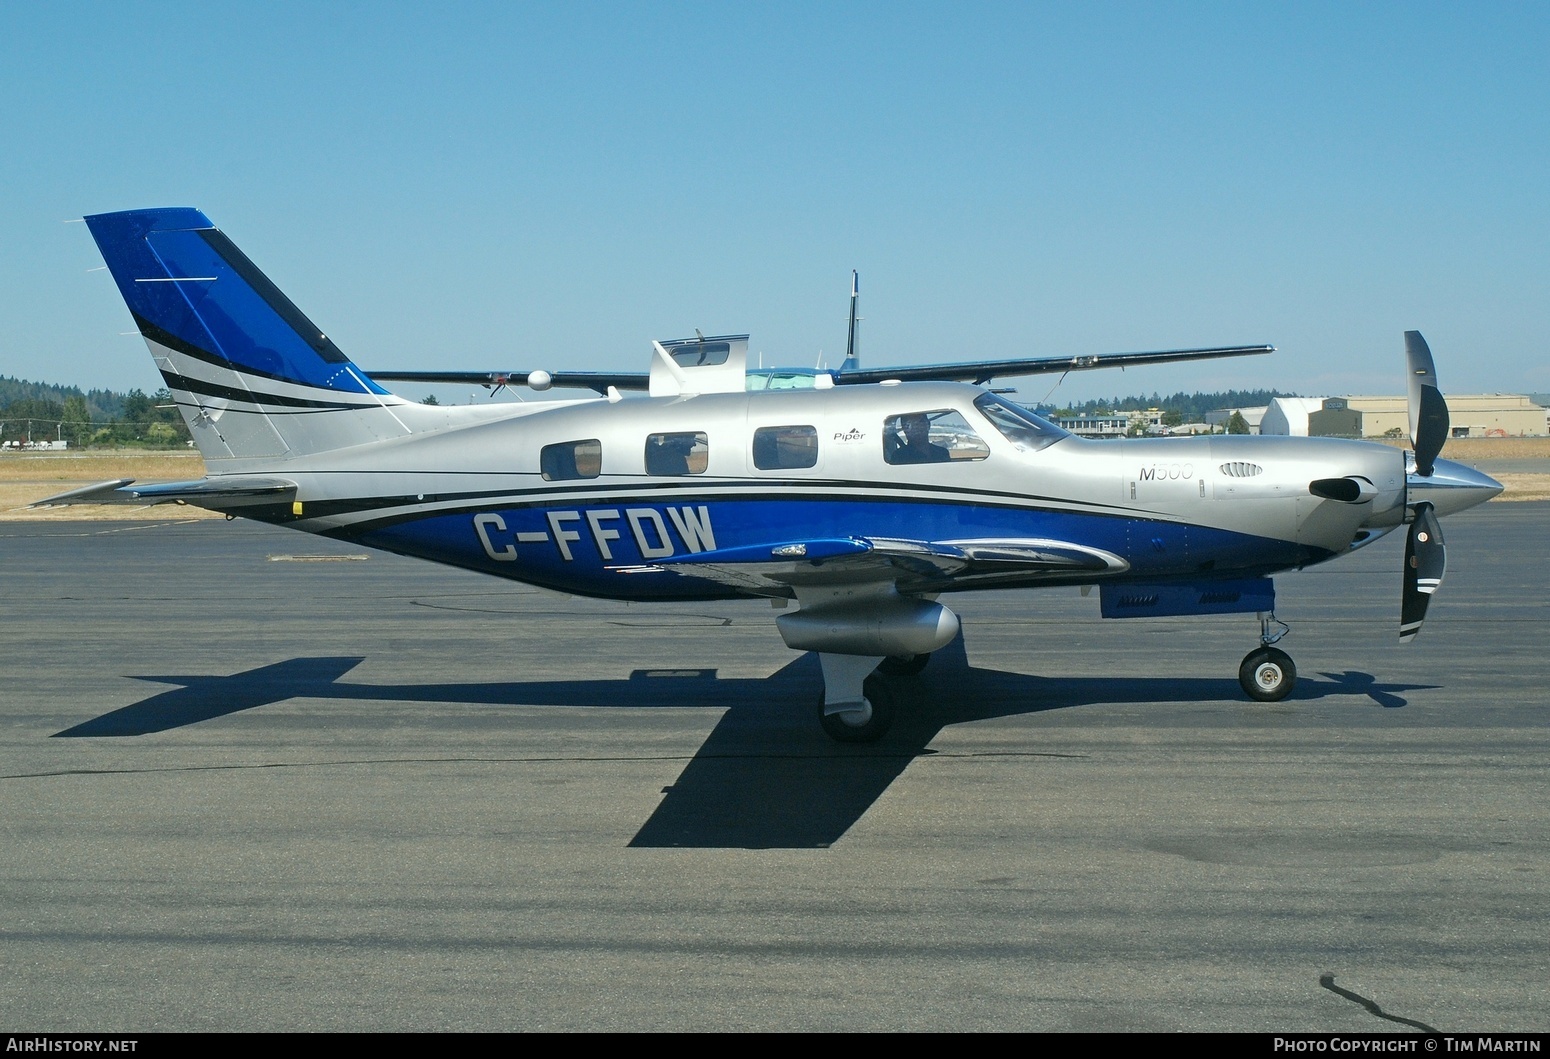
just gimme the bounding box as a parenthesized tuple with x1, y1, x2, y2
(882, 410, 989, 465)
(540, 439, 602, 481)
(752, 425, 818, 470)
(974, 394, 1069, 452)
(645, 431, 709, 475)
(666, 341, 731, 367)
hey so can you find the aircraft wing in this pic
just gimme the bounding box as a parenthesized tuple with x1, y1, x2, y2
(651, 535, 1128, 595)
(31, 477, 298, 510)
(831, 345, 1275, 386)
(363, 370, 650, 394)
(364, 345, 1270, 393)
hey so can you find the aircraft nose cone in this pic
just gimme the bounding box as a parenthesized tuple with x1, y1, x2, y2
(1408, 457, 1504, 516)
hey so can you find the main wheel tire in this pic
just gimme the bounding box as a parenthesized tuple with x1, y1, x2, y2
(877, 653, 930, 677)
(1239, 647, 1296, 702)
(818, 673, 897, 743)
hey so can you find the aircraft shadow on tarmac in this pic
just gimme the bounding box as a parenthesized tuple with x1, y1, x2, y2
(54, 645, 1437, 849)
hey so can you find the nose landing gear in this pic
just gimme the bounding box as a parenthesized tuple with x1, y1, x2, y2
(1239, 613, 1296, 701)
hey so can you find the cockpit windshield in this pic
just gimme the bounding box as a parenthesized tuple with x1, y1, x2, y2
(974, 394, 1069, 453)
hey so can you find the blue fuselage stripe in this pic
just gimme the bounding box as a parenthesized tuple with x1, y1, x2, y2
(347, 495, 1321, 602)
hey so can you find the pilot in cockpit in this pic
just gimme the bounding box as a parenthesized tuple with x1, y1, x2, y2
(885, 412, 952, 465)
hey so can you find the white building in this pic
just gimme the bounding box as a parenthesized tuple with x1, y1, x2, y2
(1259, 397, 1332, 437)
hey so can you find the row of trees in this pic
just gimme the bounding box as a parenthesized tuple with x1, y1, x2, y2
(1044, 389, 1294, 422)
(1, 388, 190, 447)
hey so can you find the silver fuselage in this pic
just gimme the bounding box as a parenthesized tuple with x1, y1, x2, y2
(194, 381, 1496, 601)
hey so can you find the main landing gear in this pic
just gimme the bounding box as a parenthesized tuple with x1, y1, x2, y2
(783, 589, 959, 744)
(815, 652, 933, 743)
(1239, 613, 1296, 702)
(819, 671, 901, 743)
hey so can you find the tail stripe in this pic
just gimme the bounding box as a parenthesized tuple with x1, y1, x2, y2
(156, 368, 363, 411)
(131, 312, 370, 396)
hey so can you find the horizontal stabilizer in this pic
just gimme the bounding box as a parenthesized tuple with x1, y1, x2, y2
(32, 476, 297, 510)
(28, 478, 137, 505)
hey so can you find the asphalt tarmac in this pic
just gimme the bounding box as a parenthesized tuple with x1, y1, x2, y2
(1, 504, 1546, 1031)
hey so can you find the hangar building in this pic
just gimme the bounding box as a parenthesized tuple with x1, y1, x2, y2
(1308, 394, 1544, 438)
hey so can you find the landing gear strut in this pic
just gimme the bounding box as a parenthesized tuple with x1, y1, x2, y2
(1239, 613, 1295, 701)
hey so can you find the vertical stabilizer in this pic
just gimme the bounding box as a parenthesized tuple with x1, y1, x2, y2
(84, 208, 413, 462)
(840, 270, 860, 373)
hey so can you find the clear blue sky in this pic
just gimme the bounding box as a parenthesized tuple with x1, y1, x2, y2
(3, 1, 1546, 404)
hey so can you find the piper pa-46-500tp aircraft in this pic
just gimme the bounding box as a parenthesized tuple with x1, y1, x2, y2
(46, 208, 1503, 742)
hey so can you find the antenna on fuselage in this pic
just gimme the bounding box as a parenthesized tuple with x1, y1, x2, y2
(841, 270, 860, 372)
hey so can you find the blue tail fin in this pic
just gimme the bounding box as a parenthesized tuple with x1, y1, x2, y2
(85, 208, 410, 461)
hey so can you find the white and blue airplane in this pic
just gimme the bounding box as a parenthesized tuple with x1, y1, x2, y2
(46, 208, 1503, 742)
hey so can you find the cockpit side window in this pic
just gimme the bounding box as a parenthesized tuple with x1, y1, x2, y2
(645, 431, 708, 475)
(752, 425, 818, 470)
(667, 341, 730, 367)
(974, 395, 1069, 452)
(882, 410, 989, 465)
(541, 439, 602, 481)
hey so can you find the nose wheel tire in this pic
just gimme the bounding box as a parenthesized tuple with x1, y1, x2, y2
(1239, 647, 1296, 702)
(819, 673, 898, 743)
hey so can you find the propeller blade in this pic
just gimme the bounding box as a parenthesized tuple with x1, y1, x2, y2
(1400, 502, 1446, 643)
(1405, 331, 1450, 476)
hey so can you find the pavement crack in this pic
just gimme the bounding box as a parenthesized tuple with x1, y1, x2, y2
(2, 749, 1086, 780)
(1319, 973, 1438, 1032)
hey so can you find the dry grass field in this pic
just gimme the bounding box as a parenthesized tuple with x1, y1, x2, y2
(4, 437, 1548, 520)
(1372, 435, 1550, 460)
(1490, 474, 1550, 501)
(0, 451, 221, 520)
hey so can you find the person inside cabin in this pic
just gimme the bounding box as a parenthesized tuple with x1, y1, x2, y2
(885, 412, 952, 464)
(646, 433, 697, 475)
